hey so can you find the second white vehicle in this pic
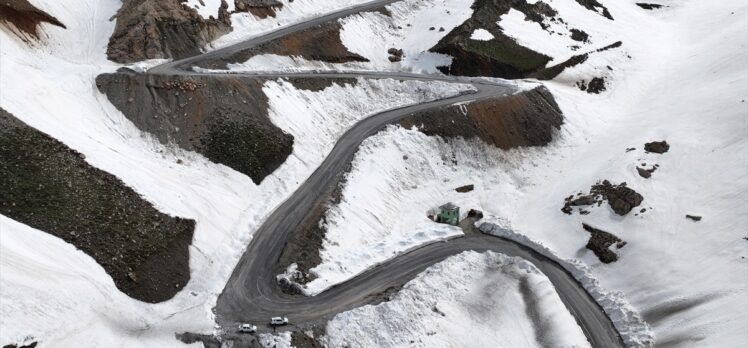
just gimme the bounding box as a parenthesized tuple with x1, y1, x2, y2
(270, 317, 289, 326)
(238, 324, 257, 333)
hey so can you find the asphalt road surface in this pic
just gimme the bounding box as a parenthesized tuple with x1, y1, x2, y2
(149, 1, 625, 346)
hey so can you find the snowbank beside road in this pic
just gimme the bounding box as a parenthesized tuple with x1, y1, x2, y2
(322, 250, 591, 348)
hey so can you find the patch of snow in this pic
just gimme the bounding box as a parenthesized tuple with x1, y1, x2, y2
(322, 250, 591, 348)
(470, 28, 495, 41)
(259, 331, 292, 348)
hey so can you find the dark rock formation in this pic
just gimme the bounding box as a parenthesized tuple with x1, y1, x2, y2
(235, 0, 284, 18)
(644, 140, 670, 154)
(636, 3, 664, 10)
(456, 184, 474, 193)
(430, 0, 614, 78)
(0, 0, 65, 41)
(400, 86, 564, 149)
(562, 180, 643, 216)
(532, 41, 622, 80)
(577, 77, 607, 94)
(685, 215, 702, 222)
(0, 108, 195, 303)
(637, 166, 656, 178)
(570, 28, 589, 42)
(582, 223, 625, 263)
(96, 71, 294, 184)
(592, 180, 644, 215)
(107, 0, 232, 63)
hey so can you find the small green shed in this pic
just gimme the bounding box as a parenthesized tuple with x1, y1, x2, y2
(437, 202, 460, 226)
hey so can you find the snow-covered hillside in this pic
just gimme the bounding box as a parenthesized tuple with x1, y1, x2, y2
(322, 251, 591, 347)
(0, 1, 470, 346)
(316, 0, 748, 346)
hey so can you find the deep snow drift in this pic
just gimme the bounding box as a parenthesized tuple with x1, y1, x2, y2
(322, 251, 591, 347)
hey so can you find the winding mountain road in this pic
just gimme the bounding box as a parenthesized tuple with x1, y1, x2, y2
(150, 1, 625, 347)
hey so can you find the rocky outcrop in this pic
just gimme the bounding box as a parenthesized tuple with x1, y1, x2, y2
(235, 0, 284, 19)
(107, 0, 232, 63)
(582, 223, 625, 263)
(96, 70, 294, 184)
(198, 21, 368, 70)
(399, 86, 564, 149)
(0, 0, 66, 42)
(430, 0, 614, 78)
(0, 107, 195, 303)
(644, 140, 670, 154)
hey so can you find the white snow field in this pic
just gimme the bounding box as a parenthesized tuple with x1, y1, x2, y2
(316, 0, 748, 347)
(0, 1, 471, 346)
(322, 251, 591, 348)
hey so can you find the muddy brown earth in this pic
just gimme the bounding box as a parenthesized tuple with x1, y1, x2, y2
(582, 223, 625, 263)
(399, 86, 564, 149)
(0, 108, 195, 303)
(96, 71, 297, 184)
(430, 0, 614, 78)
(0, 0, 65, 41)
(197, 21, 369, 70)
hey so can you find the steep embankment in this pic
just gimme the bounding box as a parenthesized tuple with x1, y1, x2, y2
(96, 71, 294, 183)
(0, 108, 195, 303)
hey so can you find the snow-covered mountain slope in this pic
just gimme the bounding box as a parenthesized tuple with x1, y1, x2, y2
(0, 1, 471, 346)
(322, 251, 591, 348)
(310, 0, 748, 346)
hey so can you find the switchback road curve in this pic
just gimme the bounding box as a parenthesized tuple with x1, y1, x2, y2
(148, 1, 625, 346)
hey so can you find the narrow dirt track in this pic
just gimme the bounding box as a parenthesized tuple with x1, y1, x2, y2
(147, 1, 625, 346)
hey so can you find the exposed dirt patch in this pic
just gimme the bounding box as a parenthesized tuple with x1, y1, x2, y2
(570, 28, 589, 42)
(96, 71, 294, 184)
(636, 3, 664, 10)
(3, 342, 37, 348)
(644, 140, 670, 154)
(562, 180, 643, 216)
(574, 0, 614, 20)
(582, 223, 625, 263)
(637, 166, 657, 178)
(0, 0, 65, 42)
(235, 0, 284, 19)
(291, 331, 325, 348)
(107, 0, 232, 63)
(577, 77, 607, 94)
(0, 108, 195, 303)
(399, 86, 564, 149)
(198, 21, 369, 70)
(455, 184, 474, 193)
(532, 41, 622, 80)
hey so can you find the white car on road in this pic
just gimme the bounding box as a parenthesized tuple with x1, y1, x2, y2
(270, 317, 289, 326)
(238, 323, 257, 333)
